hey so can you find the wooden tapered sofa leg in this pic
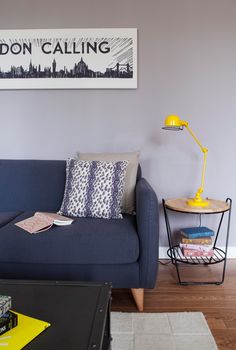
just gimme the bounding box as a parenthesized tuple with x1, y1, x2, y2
(131, 288, 144, 312)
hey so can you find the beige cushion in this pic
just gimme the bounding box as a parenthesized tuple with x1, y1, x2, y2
(77, 151, 140, 214)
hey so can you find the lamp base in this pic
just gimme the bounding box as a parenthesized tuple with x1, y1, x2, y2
(187, 197, 209, 207)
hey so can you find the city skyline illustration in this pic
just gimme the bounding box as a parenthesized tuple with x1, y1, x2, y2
(0, 56, 133, 79)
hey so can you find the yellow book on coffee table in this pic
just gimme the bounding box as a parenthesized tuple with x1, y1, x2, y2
(0, 311, 51, 349)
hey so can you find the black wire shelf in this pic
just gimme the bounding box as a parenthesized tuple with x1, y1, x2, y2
(167, 245, 226, 265)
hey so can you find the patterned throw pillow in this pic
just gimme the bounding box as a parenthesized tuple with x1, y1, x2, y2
(58, 159, 128, 219)
(77, 151, 140, 214)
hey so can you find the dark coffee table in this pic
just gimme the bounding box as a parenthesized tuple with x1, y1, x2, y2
(0, 280, 111, 350)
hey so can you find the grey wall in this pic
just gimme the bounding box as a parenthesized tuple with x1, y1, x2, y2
(0, 0, 235, 248)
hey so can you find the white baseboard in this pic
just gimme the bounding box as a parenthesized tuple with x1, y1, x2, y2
(159, 246, 236, 259)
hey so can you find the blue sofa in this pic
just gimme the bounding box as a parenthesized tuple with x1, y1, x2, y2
(0, 160, 159, 309)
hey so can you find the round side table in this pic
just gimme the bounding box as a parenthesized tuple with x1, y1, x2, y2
(162, 197, 232, 285)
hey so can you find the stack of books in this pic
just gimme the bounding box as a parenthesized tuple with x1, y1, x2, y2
(0, 295, 51, 349)
(179, 226, 214, 257)
(0, 296, 17, 336)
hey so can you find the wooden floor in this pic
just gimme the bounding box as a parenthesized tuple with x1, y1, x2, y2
(111, 259, 236, 350)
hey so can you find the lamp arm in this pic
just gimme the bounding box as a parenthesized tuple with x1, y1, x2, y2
(184, 124, 208, 199)
(200, 151, 207, 194)
(184, 124, 208, 154)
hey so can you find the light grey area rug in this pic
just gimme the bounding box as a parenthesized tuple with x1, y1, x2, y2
(111, 312, 218, 350)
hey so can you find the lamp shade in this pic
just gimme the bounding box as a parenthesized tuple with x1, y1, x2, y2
(162, 115, 183, 130)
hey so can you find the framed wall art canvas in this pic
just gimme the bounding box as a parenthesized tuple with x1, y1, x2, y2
(0, 28, 137, 90)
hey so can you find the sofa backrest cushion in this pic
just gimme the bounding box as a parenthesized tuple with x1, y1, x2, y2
(0, 160, 66, 211)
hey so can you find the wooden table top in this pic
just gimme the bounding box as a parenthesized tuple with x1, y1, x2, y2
(164, 198, 230, 214)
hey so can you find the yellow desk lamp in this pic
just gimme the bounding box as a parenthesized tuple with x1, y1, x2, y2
(162, 115, 209, 207)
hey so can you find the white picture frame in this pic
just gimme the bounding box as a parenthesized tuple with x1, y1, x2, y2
(0, 28, 137, 89)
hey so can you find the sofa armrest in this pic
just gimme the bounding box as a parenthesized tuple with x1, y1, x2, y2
(135, 177, 159, 288)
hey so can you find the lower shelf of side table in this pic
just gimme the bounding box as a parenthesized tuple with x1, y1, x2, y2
(167, 245, 226, 265)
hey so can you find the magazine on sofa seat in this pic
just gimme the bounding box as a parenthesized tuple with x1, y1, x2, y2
(15, 212, 73, 234)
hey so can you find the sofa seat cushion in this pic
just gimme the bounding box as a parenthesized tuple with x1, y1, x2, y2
(0, 212, 139, 265)
(0, 212, 22, 228)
